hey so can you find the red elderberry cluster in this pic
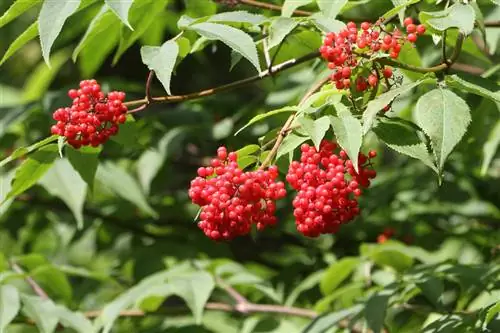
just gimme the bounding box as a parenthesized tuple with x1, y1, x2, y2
(286, 141, 377, 237)
(320, 19, 426, 91)
(51, 79, 128, 148)
(189, 147, 286, 241)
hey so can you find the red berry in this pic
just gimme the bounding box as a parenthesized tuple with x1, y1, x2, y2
(416, 24, 426, 35)
(360, 22, 370, 30)
(383, 67, 393, 78)
(368, 150, 377, 158)
(341, 67, 351, 78)
(407, 33, 417, 43)
(406, 24, 416, 33)
(368, 75, 378, 87)
(403, 17, 413, 27)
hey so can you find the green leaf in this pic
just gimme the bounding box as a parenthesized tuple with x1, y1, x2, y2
(384, 0, 421, 21)
(112, 0, 169, 64)
(0, 0, 41, 28)
(237, 145, 260, 157)
(213, 118, 234, 139)
(0, 135, 58, 169)
(54, 305, 93, 333)
(362, 78, 435, 134)
(177, 37, 191, 58)
(235, 106, 298, 135)
(0, 21, 39, 66)
(365, 289, 394, 333)
(31, 265, 73, 302)
(170, 272, 214, 323)
(417, 276, 444, 308)
(268, 17, 299, 50)
(316, 0, 347, 19)
(105, 0, 134, 29)
(38, 0, 81, 65)
(298, 116, 330, 151)
(0, 285, 20, 333)
(309, 13, 345, 33)
(373, 119, 438, 173)
(368, 245, 414, 272)
(485, 302, 500, 327)
(5, 144, 59, 202)
(320, 257, 359, 296)
(419, 3, 475, 35)
(66, 145, 101, 191)
(110, 118, 138, 146)
(445, 74, 500, 103)
(302, 305, 362, 333)
(481, 120, 500, 176)
(21, 295, 58, 333)
(329, 104, 363, 172)
(277, 133, 308, 160)
(189, 22, 261, 72)
(282, 0, 313, 18)
(39, 158, 87, 229)
(141, 40, 179, 95)
(96, 161, 158, 218)
(0, 170, 15, 217)
(415, 88, 471, 173)
(208, 11, 267, 25)
(23, 49, 71, 102)
(285, 270, 323, 306)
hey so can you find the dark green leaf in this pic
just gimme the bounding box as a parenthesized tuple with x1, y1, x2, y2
(320, 257, 359, 295)
(0, 0, 41, 28)
(302, 305, 362, 333)
(285, 270, 324, 306)
(38, 0, 81, 65)
(419, 3, 476, 35)
(0, 136, 58, 169)
(141, 40, 179, 95)
(0, 22, 39, 66)
(365, 289, 394, 333)
(417, 276, 444, 308)
(445, 74, 500, 103)
(268, 17, 299, 49)
(415, 88, 471, 173)
(110, 118, 138, 146)
(66, 145, 101, 191)
(105, 0, 133, 29)
(0, 285, 20, 333)
(31, 265, 73, 302)
(235, 106, 298, 135)
(481, 120, 500, 176)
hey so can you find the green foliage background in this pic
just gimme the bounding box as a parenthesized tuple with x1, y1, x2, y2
(0, 0, 499, 332)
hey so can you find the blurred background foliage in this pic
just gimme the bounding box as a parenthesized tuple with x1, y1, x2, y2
(0, 0, 499, 332)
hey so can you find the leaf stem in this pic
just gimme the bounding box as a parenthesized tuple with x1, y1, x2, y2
(10, 262, 49, 300)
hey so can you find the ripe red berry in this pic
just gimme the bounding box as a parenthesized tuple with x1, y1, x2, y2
(360, 22, 370, 30)
(416, 24, 426, 35)
(406, 24, 417, 33)
(368, 75, 378, 87)
(407, 33, 417, 43)
(368, 150, 377, 158)
(403, 17, 413, 27)
(341, 67, 351, 78)
(383, 67, 393, 78)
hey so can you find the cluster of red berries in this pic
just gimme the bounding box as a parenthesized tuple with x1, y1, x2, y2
(320, 18, 426, 91)
(286, 141, 377, 237)
(50, 80, 127, 148)
(189, 147, 287, 241)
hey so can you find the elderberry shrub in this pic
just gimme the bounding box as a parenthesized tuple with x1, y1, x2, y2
(286, 140, 377, 238)
(320, 18, 426, 91)
(189, 147, 286, 241)
(51, 80, 128, 149)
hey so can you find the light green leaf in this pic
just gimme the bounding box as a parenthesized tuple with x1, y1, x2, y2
(298, 116, 330, 151)
(23, 49, 71, 102)
(415, 88, 471, 173)
(277, 133, 308, 160)
(21, 295, 58, 333)
(208, 11, 267, 25)
(445, 74, 500, 103)
(237, 145, 260, 157)
(177, 37, 191, 58)
(368, 245, 414, 272)
(485, 302, 500, 327)
(0, 285, 20, 333)
(362, 78, 435, 134)
(0, 0, 41, 28)
(235, 106, 298, 135)
(0, 21, 39, 66)
(141, 40, 179, 95)
(282, 0, 313, 18)
(384, 0, 421, 21)
(320, 257, 359, 296)
(39, 159, 87, 229)
(66, 146, 101, 191)
(373, 119, 437, 173)
(0, 135, 58, 169)
(171, 272, 214, 323)
(96, 162, 158, 218)
(38, 0, 81, 65)
(5, 144, 59, 202)
(481, 120, 500, 176)
(329, 104, 363, 172)
(419, 3, 475, 35)
(316, 0, 347, 19)
(268, 17, 299, 49)
(213, 118, 234, 139)
(105, 0, 134, 29)
(365, 289, 394, 333)
(309, 13, 345, 33)
(0, 170, 15, 217)
(31, 265, 73, 302)
(302, 305, 362, 333)
(54, 305, 94, 333)
(189, 22, 261, 72)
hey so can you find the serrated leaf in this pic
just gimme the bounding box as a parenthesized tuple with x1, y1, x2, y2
(38, 0, 81, 66)
(415, 88, 471, 173)
(189, 22, 261, 72)
(170, 272, 214, 323)
(309, 13, 345, 33)
(268, 17, 299, 49)
(419, 3, 475, 35)
(0, 21, 39, 66)
(298, 116, 330, 151)
(96, 162, 158, 218)
(5, 144, 59, 202)
(0, 285, 20, 333)
(365, 289, 394, 333)
(235, 106, 298, 135)
(362, 78, 434, 134)
(208, 11, 267, 25)
(329, 105, 362, 172)
(320, 257, 359, 296)
(277, 133, 308, 160)
(302, 305, 362, 333)
(141, 40, 179, 95)
(481, 120, 500, 176)
(66, 145, 101, 191)
(316, 0, 347, 19)
(445, 74, 500, 103)
(54, 305, 94, 333)
(20, 295, 58, 333)
(0, 0, 42, 28)
(39, 158, 87, 229)
(105, 0, 134, 29)
(373, 119, 437, 173)
(282, 0, 313, 18)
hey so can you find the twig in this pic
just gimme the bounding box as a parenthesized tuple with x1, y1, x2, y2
(145, 70, 154, 103)
(215, 276, 249, 309)
(239, 0, 311, 16)
(485, 20, 500, 27)
(10, 262, 49, 300)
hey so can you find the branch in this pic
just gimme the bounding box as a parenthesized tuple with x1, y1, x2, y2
(239, 0, 311, 16)
(10, 262, 49, 300)
(485, 20, 500, 27)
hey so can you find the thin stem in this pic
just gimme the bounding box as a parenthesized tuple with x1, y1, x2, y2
(10, 262, 49, 300)
(215, 276, 249, 307)
(485, 20, 500, 27)
(239, 0, 311, 16)
(145, 70, 155, 103)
